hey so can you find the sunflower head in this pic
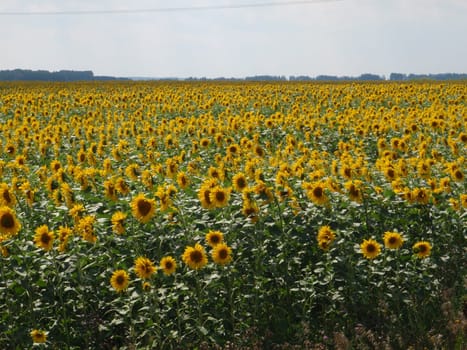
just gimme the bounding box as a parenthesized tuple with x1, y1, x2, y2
(0, 206, 21, 237)
(198, 183, 215, 209)
(360, 239, 381, 260)
(232, 172, 248, 192)
(383, 231, 404, 249)
(413, 241, 432, 259)
(34, 225, 54, 251)
(182, 243, 208, 270)
(212, 243, 233, 265)
(308, 182, 329, 206)
(111, 211, 127, 234)
(160, 256, 177, 276)
(134, 256, 156, 279)
(209, 186, 231, 208)
(176, 172, 190, 189)
(317, 225, 336, 250)
(205, 230, 224, 247)
(110, 269, 130, 292)
(30, 329, 47, 344)
(131, 194, 156, 223)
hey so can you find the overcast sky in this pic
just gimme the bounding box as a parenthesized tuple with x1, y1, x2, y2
(1, 0, 466, 78)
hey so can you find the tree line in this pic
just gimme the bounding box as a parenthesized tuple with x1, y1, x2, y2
(1, 69, 466, 82)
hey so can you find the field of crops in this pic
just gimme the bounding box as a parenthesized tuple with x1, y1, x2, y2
(0, 81, 465, 349)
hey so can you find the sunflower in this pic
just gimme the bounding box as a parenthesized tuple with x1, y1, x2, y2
(345, 180, 363, 203)
(212, 243, 233, 265)
(232, 172, 248, 192)
(360, 239, 381, 260)
(413, 241, 432, 259)
(160, 256, 177, 276)
(451, 169, 464, 182)
(134, 256, 157, 279)
(141, 169, 154, 190)
(131, 193, 156, 223)
(69, 203, 85, 223)
(0, 206, 21, 237)
(199, 137, 211, 148)
(209, 186, 231, 208)
(383, 231, 404, 249)
(227, 144, 240, 157)
(76, 215, 97, 243)
(0, 183, 16, 207)
(461, 194, 467, 208)
(77, 149, 87, 163)
(30, 329, 47, 344)
(176, 171, 190, 189)
(205, 230, 224, 247)
(198, 179, 217, 209)
(182, 243, 208, 270)
(307, 181, 329, 206)
(412, 187, 430, 205)
(254, 181, 274, 203)
(57, 226, 73, 252)
(115, 177, 130, 195)
(125, 163, 140, 181)
(208, 166, 225, 182)
(242, 200, 259, 222)
(110, 269, 130, 292)
(103, 179, 118, 201)
(34, 225, 54, 251)
(50, 159, 62, 173)
(111, 211, 127, 235)
(317, 225, 335, 250)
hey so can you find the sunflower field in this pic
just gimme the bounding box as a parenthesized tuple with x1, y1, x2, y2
(0, 80, 465, 349)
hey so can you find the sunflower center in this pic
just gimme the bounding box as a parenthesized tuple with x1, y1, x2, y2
(366, 244, 376, 253)
(40, 233, 51, 244)
(165, 261, 173, 269)
(3, 191, 11, 203)
(218, 249, 228, 259)
(190, 250, 203, 263)
(344, 168, 352, 178)
(116, 275, 125, 285)
(244, 207, 256, 216)
(419, 245, 427, 253)
(349, 186, 359, 197)
(137, 200, 152, 216)
(313, 187, 323, 198)
(1, 213, 14, 228)
(388, 237, 397, 244)
(211, 236, 220, 244)
(215, 191, 225, 202)
(236, 178, 246, 189)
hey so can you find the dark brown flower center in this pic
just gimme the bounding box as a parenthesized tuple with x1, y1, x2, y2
(215, 191, 225, 202)
(41, 232, 51, 244)
(137, 200, 152, 216)
(367, 244, 376, 253)
(313, 186, 323, 198)
(1, 213, 14, 228)
(218, 248, 228, 259)
(190, 250, 203, 263)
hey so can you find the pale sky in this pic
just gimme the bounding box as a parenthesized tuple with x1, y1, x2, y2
(1, 0, 466, 78)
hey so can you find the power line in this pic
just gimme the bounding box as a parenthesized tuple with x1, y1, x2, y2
(0, 0, 341, 16)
